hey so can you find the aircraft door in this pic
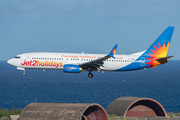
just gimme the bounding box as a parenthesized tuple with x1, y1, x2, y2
(21, 54, 25, 64)
(26, 54, 32, 68)
(26, 54, 31, 60)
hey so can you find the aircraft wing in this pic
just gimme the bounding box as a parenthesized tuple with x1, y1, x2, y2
(79, 44, 118, 71)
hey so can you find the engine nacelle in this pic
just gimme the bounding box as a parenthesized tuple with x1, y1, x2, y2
(63, 64, 82, 73)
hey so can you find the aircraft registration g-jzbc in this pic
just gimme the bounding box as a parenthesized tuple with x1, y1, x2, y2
(7, 26, 174, 78)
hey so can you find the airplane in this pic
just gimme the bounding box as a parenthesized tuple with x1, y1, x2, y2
(7, 26, 174, 78)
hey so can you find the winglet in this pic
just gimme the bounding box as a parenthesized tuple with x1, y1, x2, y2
(108, 44, 118, 59)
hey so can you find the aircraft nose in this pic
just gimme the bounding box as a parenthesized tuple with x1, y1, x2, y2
(7, 59, 14, 65)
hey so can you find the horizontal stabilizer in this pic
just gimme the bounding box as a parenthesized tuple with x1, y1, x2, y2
(155, 56, 174, 61)
(154, 56, 174, 65)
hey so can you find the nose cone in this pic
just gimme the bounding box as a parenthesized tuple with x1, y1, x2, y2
(7, 59, 14, 65)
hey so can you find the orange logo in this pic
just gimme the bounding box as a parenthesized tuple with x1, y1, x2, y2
(112, 49, 116, 55)
(146, 41, 169, 67)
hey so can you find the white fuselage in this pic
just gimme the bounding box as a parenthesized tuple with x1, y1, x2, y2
(6, 26, 174, 78)
(8, 52, 139, 71)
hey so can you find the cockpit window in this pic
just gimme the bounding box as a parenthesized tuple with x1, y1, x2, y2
(14, 56, 21, 59)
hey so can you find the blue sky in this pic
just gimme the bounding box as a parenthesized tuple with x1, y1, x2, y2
(0, 0, 180, 60)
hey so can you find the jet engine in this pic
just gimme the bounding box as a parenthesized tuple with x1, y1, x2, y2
(63, 64, 82, 73)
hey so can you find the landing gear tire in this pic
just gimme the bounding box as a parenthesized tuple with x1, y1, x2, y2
(88, 73, 93, 78)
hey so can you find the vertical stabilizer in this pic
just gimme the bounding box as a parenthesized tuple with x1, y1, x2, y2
(116, 26, 174, 71)
(143, 26, 174, 58)
(142, 26, 174, 68)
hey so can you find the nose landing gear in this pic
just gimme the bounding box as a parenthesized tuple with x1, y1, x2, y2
(88, 72, 93, 78)
(22, 69, 26, 75)
(17, 67, 26, 75)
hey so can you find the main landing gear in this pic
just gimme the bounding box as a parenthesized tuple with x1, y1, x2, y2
(88, 72, 93, 78)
